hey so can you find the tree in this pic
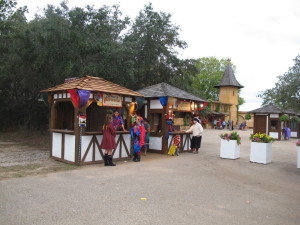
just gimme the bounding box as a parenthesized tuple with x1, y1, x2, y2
(168, 58, 198, 93)
(237, 94, 245, 109)
(124, 3, 187, 89)
(191, 57, 232, 100)
(0, 0, 17, 22)
(258, 55, 300, 112)
(0, 2, 192, 130)
(0, 2, 133, 129)
(245, 114, 252, 120)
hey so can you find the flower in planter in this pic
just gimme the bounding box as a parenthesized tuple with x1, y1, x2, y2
(296, 140, 300, 146)
(250, 133, 274, 143)
(220, 131, 241, 144)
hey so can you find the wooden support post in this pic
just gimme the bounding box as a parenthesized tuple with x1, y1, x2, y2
(49, 94, 55, 158)
(74, 107, 80, 165)
(161, 105, 168, 154)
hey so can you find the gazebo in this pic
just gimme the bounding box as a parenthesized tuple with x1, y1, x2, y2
(249, 104, 297, 140)
(137, 83, 208, 154)
(41, 76, 143, 165)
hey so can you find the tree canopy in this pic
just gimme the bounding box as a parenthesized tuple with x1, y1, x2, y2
(0, 1, 250, 130)
(191, 57, 231, 101)
(0, 1, 192, 129)
(258, 55, 300, 112)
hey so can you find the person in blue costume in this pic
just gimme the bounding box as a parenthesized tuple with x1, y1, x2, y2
(130, 116, 145, 162)
(112, 111, 126, 131)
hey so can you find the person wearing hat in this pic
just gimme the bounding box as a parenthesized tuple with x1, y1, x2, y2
(185, 117, 203, 154)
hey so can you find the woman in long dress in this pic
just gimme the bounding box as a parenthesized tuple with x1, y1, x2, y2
(100, 115, 117, 166)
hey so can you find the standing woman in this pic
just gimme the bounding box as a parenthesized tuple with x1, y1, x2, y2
(186, 118, 203, 154)
(100, 115, 117, 166)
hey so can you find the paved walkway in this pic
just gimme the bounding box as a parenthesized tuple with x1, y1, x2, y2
(1, 129, 299, 225)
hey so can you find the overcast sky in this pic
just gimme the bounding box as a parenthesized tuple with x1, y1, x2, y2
(17, 0, 300, 111)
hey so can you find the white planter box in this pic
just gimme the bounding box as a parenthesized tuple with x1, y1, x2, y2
(220, 139, 240, 159)
(250, 142, 272, 164)
(297, 146, 300, 169)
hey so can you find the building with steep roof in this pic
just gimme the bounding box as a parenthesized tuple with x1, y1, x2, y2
(41, 75, 143, 165)
(137, 82, 207, 102)
(137, 82, 208, 154)
(249, 104, 299, 139)
(214, 60, 244, 126)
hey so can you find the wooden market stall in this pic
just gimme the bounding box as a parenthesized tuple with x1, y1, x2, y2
(249, 104, 298, 140)
(41, 76, 143, 165)
(137, 83, 208, 154)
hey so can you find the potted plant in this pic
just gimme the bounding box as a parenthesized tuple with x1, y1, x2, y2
(219, 131, 241, 159)
(249, 133, 274, 164)
(296, 140, 300, 169)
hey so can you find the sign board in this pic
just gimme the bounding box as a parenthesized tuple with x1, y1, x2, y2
(64, 77, 78, 83)
(176, 101, 191, 111)
(103, 93, 122, 107)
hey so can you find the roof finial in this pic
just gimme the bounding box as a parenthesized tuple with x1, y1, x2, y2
(227, 58, 231, 63)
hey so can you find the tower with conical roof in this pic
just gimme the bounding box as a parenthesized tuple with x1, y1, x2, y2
(214, 59, 244, 125)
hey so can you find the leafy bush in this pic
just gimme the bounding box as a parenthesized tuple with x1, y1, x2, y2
(279, 114, 289, 122)
(245, 114, 252, 120)
(220, 131, 241, 145)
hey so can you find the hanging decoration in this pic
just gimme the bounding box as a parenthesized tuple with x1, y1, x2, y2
(78, 90, 91, 108)
(67, 89, 80, 108)
(67, 89, 91, 109)
(165, 112, 175, 120)
(159, 96, 168, 107)
(197, 102, 209, 110)
(129, 102, 136, 116)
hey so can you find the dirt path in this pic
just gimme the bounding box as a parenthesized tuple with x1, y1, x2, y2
(0, 131, 77, 179)
(0, 129, 299, 225)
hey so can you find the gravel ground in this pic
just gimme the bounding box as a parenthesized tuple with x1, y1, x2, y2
(0, 143, 54, 167)
(0, 132, 76, 179)
(0, 129, 299, 225)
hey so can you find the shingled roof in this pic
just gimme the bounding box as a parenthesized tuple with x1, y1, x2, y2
(249, 104, 291, 114)
(41, 76, 143, 97)
(214, 64, 244, 89)
(137, 82, 207, 102)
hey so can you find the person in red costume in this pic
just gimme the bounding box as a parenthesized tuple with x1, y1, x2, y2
(100, 115, 117, 166)
(130, 116, 145, 162)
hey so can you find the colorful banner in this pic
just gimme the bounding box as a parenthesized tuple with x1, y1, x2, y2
(176, 100, 191, 111)
(159, 96, 168, 106)
(78, 90, 91, 108)
(67, 89, 80, 108)
(103, 93, 122, 107)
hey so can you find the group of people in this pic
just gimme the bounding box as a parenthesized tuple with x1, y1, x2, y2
(100, 110, 205, 166)
(100, 111, 150, 166)
(213, 119, 234, 130)
(239, 121, 247, 130)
